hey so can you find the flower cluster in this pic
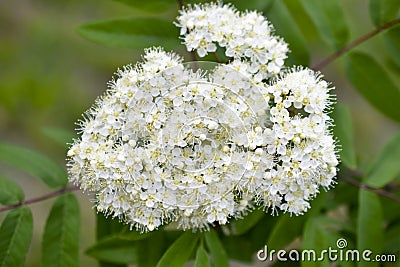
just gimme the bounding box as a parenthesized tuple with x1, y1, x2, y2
(67, 2, 338, 232)
(176, 2, 289, 80)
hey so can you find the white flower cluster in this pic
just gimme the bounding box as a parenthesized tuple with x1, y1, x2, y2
(176, 2, 289, 80)
(67, 2, 338, 232)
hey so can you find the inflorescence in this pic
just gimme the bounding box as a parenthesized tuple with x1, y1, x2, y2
(67, 2, 338, 232)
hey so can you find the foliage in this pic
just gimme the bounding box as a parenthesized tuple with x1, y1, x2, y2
(0, 0, 399, 266)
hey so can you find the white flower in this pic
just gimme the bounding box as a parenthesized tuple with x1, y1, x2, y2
(68, 3, 339, 233)
(176, 2, 289, 79)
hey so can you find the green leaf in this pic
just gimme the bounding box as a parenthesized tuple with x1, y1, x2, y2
(221, 235, 253, 262)
(0, 206, 33, 267)
(77, 18, 180, 50)
(333, 104, 357, 169)
(204, 229, 228, 267)
(357, 190, 383, 267)
(365, 133, 400, 188)
(233, 210, 265, 235)
(136, 232, 167, 267)
(302, 216, 343, 267)
(300, 0, 349, 49)
(95, 214, 128, 267)
(0, 177, 24, 205)
(267, 0, 310, 65)
(113, 0, 176, 13)
(281, 0, 320, 41)
(42, 193, 80, 267)
(41, 127, 75, 148)
(195, 245, 210, 267)
(384, 26, 400, 68)
(267, 214, 306, 250)
(86, 236, 137, 264)
(346, 52, 400, 122)
(0, 143, 67, 188)
(369, 0, 400, 26)
(157, 231, 200, 267)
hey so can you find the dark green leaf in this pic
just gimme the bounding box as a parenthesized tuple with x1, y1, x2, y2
(267, 214, 306, 250)
(204, 229, 228, 267)
(281, 0, 320, 41)
(365, 133, 400, 188)
(136, 232, 167, 267)
(357, 190, 383, 267)
(0, 177, 24, 205)
(157, 231, 200, 267)
(384, 26, 400, 68)
(302, 216, 342, 267)
(195, 245, 210, 267)
(333, 104, 357, 169)
(221, 235, 253, 262)
(0, 206, 33, 267)
(233, 209, 265, 235)
(113, 0, 176, 13)
(0, 143, 67, 188)
(42, 193, 80, 267)
(369, 0, 400, 26)
(300, 0, 349, 49)
(86, 236, 137, 264)
(346, 52, 400, 122)
(41, 127, 75, 148)
(384, 223, 400, 253)
(267, 0, 310, 65)
(95, 214, 128, 267)
(77, 18, 180, 50)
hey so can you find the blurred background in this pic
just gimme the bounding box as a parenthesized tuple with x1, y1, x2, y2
(0, 0, 399, 266)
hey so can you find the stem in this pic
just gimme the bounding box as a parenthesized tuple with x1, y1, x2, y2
(313, 18, 400, 70)
(341, 176, 400, 203)
(0, 185, 79, 213)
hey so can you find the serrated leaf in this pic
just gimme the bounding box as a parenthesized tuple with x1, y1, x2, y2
(300, 0, 349, 49)
(77, 18, 180, 50)
(0, 206, 33, 267)
(333, 104, 357, 169)
(346, 52, 400, 122)
(357, 190, 383, 267)
(157, 231, 200, 267)
(41, 127, 75, 148)
(365, 133, 400, 188)
(369, 0, 400, 26)
(195, 245, 210, 267)
(0, 144, 67, 188)
(267, 0, 310, 65)
(204, 229, 228, 267)
(233, 209, 265, 235)
(86, 236, 137, 264)
(42, 193, 80, 267)
(0, 177, 24, 205)
(113, 0, 176, 13)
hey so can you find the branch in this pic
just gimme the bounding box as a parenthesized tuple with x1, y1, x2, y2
(313, 18, 400, 70)
(341, 176, 400, 203)
(0, 184, 79, 213)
